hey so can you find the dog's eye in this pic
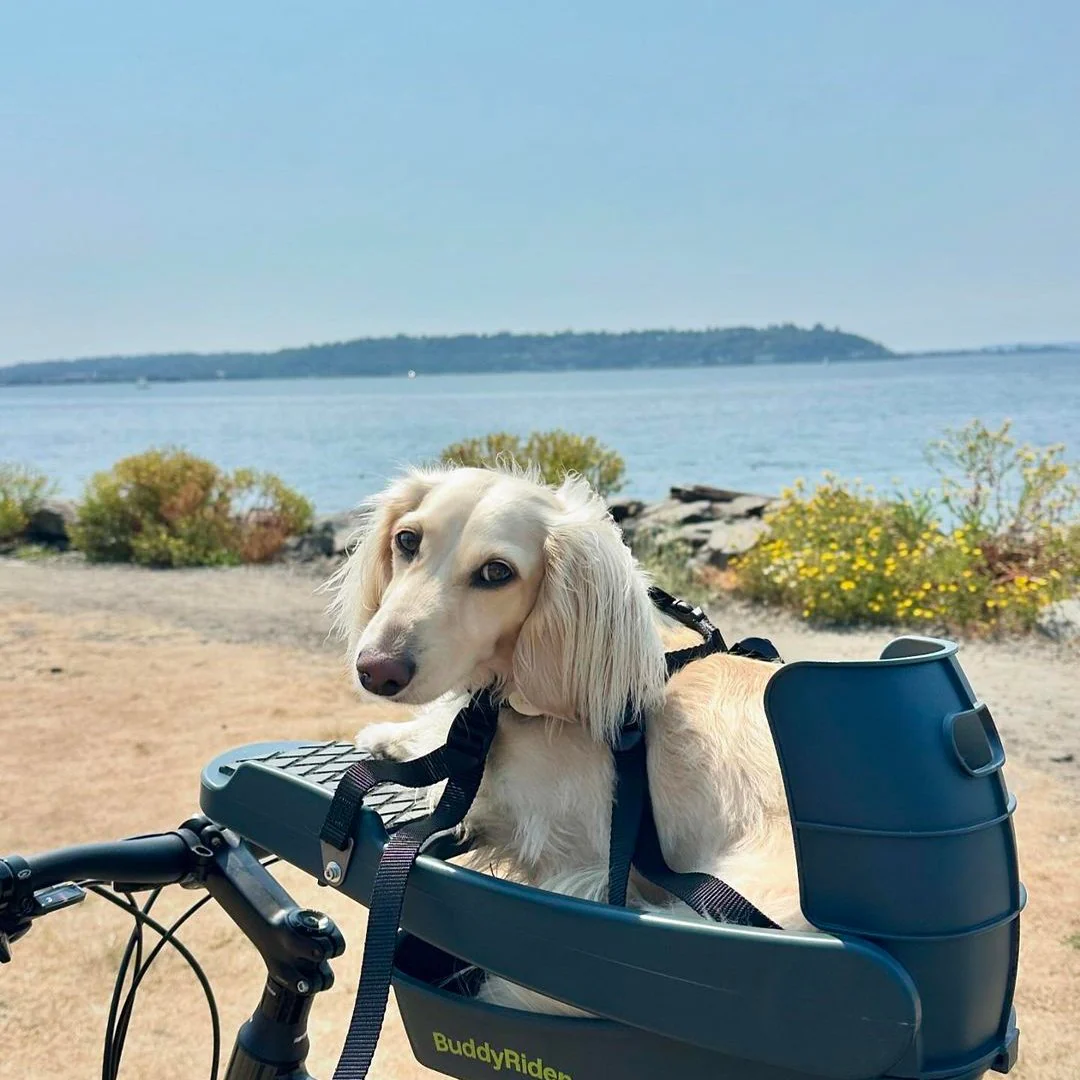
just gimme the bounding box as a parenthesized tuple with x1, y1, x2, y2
(394, 529, 421, 558)
(475, 560, 515, 587)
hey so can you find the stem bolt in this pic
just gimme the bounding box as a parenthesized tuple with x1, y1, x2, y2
(297, 979, 310, 994)
(324, 861, 343, 885)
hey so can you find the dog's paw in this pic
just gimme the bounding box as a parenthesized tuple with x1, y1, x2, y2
(354, 721, 417, 761)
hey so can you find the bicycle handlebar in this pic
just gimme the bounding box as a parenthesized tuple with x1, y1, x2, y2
(3, 818, 345, 1080)
(18, 833, 197, 892)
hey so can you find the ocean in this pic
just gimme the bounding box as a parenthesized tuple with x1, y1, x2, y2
(1, 351, 1077, 513)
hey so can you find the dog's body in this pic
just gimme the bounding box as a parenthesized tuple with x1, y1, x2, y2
(328, 465, 807, 1011)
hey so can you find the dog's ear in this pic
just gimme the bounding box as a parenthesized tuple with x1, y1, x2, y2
(325, 469, 437, 647)
(510, 477, 666, 743)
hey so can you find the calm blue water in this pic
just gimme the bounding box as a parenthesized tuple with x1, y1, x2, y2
(1, 352, 1077, 513)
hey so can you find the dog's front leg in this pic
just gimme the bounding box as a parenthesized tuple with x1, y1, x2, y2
(354, 700, 462, 814)
(354, 702, 456, 761)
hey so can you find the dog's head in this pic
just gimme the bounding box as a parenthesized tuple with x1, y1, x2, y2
(327, 465, 666, 742)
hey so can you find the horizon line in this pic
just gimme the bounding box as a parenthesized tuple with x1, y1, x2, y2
(4, 323, 1078, 371)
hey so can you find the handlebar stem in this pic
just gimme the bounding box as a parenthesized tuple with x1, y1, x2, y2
(199, 822, 345, 994)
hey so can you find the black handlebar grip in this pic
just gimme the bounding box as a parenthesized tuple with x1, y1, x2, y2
(20, 833, 196, 891)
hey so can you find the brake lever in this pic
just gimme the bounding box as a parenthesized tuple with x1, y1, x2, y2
(0, 858, 88, 964)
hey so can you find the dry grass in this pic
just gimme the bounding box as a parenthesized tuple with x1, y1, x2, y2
(0, 601, 1077, 1078)
(0, 606, 428, 1080)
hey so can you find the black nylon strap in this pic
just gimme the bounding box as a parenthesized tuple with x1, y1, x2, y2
(607, 710, 779, 928)
(330, 767, 487, 1079)
(606, 711, 646, 907)
(319, 692, 499, 868)
(632, 785, 780, 929)
(648, 585, 729, 675)
(730, 636, 783, 663)
(327, 689, 500, 1080)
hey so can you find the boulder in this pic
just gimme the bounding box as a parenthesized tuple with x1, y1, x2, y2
(24, 499, 77, 549)
(607, 498, 645, 524)
(282, 521, 335, 562)
(697, 519, 769, 569)
(636, 499, 719, 530)
(623, 483, 775, 569)
(1036, 599, 1080, 642)
(670, 484, 775, 508)
(669, 521, 717, 550)
(320, 512, 358, 555)
(714, 494, 774, 520)
(282, 513, 360, 562)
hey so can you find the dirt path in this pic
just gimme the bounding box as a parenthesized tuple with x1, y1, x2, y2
(3, 558, 1077, 787)
(1, 559, 1078, 1078)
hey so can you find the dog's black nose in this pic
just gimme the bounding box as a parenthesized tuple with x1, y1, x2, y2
(356, 651, 415, 697)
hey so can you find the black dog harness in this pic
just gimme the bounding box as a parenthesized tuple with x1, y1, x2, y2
(318, 587, 782, 1080)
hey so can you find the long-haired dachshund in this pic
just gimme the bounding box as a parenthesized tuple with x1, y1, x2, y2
(327, 465, 806, 1011)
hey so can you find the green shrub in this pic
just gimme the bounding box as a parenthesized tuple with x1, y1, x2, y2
(632, 530, 701, 599)
(734, 421, 1078, 634)
(0, 463, 54, 543)
(71, 449, 313, 568)
(440, 430, 626, 497)
(230, 468, 316, 563)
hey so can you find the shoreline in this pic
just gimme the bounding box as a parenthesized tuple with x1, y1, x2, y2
(2, 344, 1076, 390)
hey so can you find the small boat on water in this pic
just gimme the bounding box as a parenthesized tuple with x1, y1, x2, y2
(407, 370, 417, 379)
(136, 377, 150, 389)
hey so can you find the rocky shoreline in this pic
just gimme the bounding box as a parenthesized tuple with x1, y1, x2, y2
(275, 482, 778, 568)
(609, 483, 774, 569)
(7, 486, 1078, 643)
(5, 483, 776, 572)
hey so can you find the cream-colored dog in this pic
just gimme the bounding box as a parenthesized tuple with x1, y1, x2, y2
(327, 465, 806, 1011)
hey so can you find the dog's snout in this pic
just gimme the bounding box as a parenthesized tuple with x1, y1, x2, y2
(356, 650, 416, 697)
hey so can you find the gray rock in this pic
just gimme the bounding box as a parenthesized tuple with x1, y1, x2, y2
(279, 513, 361, 561)
(607, 498, 645, 524)
(637, 499, 719, 529)
(1036, 599, 1080, 642)
(24, 499, 77, 548)
(333, 527, 357, 556)
(714, 494, 774, 520)
(282, 520, 335, 562)
(697, 519, 769, 569)
(669, 484, 775, 507)
(316, 512, 358, 555)
(670, 521, 717, 549)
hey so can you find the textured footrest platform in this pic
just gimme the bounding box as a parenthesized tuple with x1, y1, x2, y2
(209, 740, 433, 832)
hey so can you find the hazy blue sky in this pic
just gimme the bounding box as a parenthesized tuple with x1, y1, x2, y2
(1, 1, 1077, 364)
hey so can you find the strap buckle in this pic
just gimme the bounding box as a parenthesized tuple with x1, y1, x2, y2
(671, 597, 705, 622)
(730, 637, 782, 663)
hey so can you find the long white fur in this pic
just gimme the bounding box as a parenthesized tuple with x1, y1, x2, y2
(325, 464, 807, 1014)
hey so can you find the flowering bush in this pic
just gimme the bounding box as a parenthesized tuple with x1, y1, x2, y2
(72, 449, 313, 567)
(734, 422, 1078, 634)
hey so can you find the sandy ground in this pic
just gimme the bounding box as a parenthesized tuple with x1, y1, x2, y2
(0, 557, 1078, 1079)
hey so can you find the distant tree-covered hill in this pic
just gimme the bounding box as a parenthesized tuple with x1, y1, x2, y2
(0, 324, 892, 386)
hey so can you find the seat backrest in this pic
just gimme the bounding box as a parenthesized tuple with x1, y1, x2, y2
(764, 636, 1021, 1079)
